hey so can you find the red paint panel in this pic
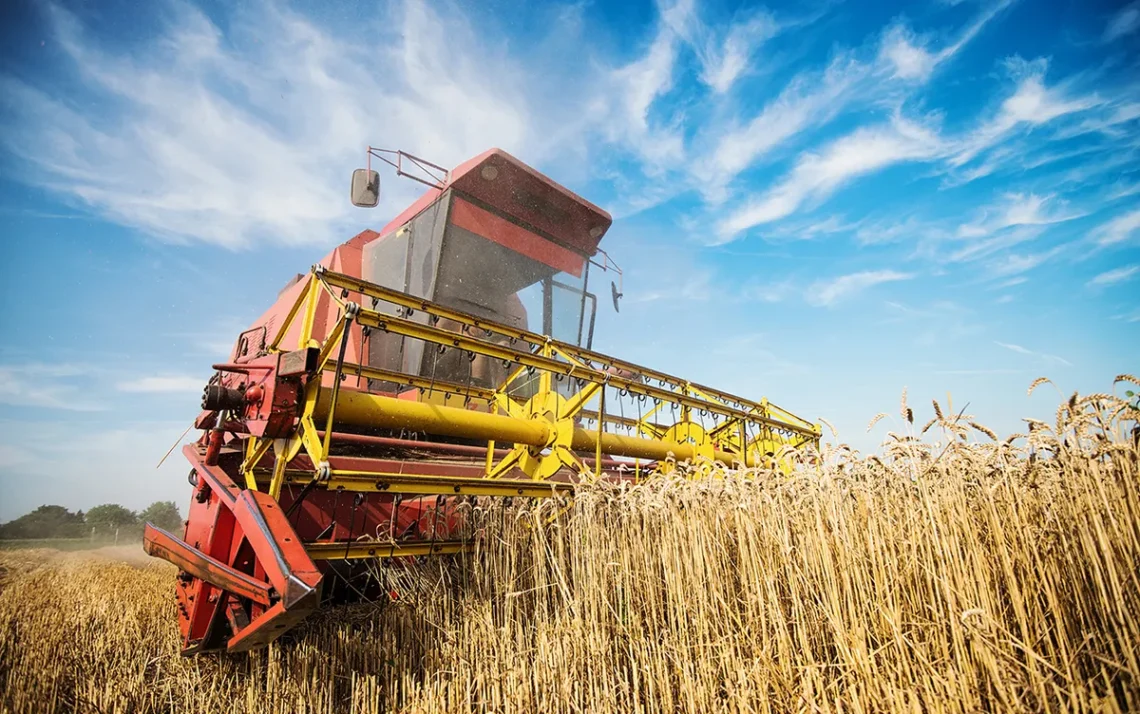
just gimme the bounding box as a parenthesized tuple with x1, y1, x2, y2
(450, 198, 584, 277)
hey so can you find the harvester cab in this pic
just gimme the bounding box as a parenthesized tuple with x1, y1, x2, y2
(144, 146, 821, 655)
(350, 149, 614, 397)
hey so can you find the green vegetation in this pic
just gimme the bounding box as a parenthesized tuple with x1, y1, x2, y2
(0, 501, 182, 545)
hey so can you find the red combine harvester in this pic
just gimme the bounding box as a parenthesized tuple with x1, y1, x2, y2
(144, 148, 820, 654)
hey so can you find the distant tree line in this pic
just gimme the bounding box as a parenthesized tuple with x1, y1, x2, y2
(0, 502, 183, 540)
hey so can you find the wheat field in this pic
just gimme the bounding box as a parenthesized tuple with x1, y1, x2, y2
(1, 379, 1137, 714)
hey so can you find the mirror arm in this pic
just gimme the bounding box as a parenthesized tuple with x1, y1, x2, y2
(592, 249, 624, 312)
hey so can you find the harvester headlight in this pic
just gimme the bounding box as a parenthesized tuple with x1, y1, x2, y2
(480, 165, 499, 181)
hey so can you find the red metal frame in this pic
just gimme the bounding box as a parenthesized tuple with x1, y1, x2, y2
(148, 441, 465, 654)
(145, 148, 622, 654)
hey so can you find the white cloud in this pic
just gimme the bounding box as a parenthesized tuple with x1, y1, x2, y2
(0, 364, 104, 412)
(879, 1, 1015, 83)
(1087, 265, 1139, 287)
(806, 270, 916, 307)
(994, 276, 1028, 289)
(740, 278, 796, 304)
(951, 58, 1102, 168)
(703, 14, 780, 93)
(698, 1, 1010, 204)
(994, 341, 1072, 366)
(856, 215, 950, 246)
(1056, 100, 1140, 141)
(698, 55, 867, 201)
(116, 376, 206, 393)
(956, 192, 1083, 239)
(763, 214, 862, 242)
(0, 418, 196, 521)
(985, 246, 1063, 278)
(715, 117, 944, 240)
(1093, 209, 1140, 246)
(661, 2, 781, 94)
(0, 2, 605, 248)
(1107, 180, 1140, 202)
(602, 3, 687, 168)
(879, 25, 937, 81)
(1104, 2, 1140, 42)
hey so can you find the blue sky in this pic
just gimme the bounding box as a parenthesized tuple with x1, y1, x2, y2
(0, 0, 1137, 520)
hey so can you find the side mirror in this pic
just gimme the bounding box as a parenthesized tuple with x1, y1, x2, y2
(350, 168, 380, 208)
(611, 281, 623, 313)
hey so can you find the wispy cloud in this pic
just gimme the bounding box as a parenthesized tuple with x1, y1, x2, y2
(1103, 2, 1140, 43)
(661, 1, 782, 94)
(1113, 308, 1140, 323)
(699, 55, 868, 201)
(1106, 180, 1140, 202)
(856, 215, 949, 246)
(697, 0, 1012, 204)
(878, 0, 1016, 83)
(994, 276, 1028, 289)
(715, 117, 943, 240)
(942, 194, 1081, 266)
(116, 375, 205, 393)
(995, 341, 1072, 366)
(951, 57, 1102, 168)
(740, 278, 797, 304)
(602, 1, 688, 169)
(0, 2, 608, 248)
(956, 192, 1083, 239)
(807, 270, 915, 307)
(1087, 265, 1139, 288)
(948, 225, 1044, 263)
(0, 364, 104, 411)
(1092, 209, 1140, 246)
(984, 245, 1065, 278)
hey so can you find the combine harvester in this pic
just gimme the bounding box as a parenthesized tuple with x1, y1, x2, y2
(144, 148, 821, 654)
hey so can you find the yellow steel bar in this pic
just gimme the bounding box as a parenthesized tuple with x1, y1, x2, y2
(484, 401, 497, 476)
(241, 438, 271, 490)
(355, 307, 812, 435)
(268, 451, 288, 500)
(549, 342, 590, 372)
(317, 275, 348, 309)
(319, 315, 353, 462)
(295, 378, 327, 475)
(297, 276, 323, 350)
(268, 276, 314, 352)
(323, 362, 497, 403)
(311, 387, 754, 466)
(634, 401, 665, 438)
(316, 389, 551, 445)
(500, 362, 529, 390)
(686, 383, 730, 409)
(319, 268, 813, 423)
(709, 412, 747, 441)
(559, 381, 601, 420)
(578, 409, 669, 432)
(486, 448, 524, 480)
(595, 385, 604, 479)
(538, 340, 553, 394)
(305, 540, 469, 560)
(313, 315, 348, 372)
